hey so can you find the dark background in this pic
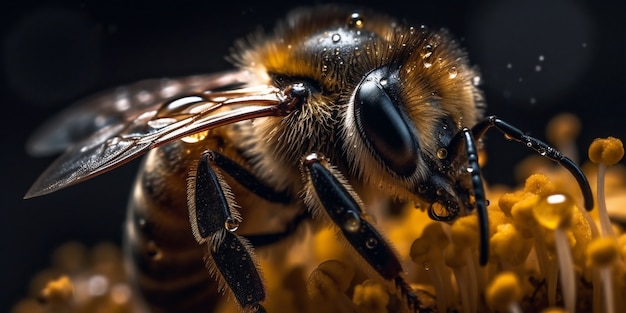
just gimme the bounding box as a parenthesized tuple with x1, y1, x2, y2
(2, 0, 624, 311)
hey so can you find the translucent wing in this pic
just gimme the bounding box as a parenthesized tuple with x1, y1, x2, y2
(25, 70, 290, 198)
(27, 71, 251, 156)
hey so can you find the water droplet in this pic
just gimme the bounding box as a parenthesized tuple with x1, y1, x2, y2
(343, 210, 361, 232)
(417, 185, 426, 194)
(423, 60, 432, 68)
(246, 294, 254, 302)
(421, 44, 433, 59)
(380, 79, 388, 86)
(348, 12, 364, 28)
(331, 33, 341, 42)
(448, 66, 458, 79)
(466, 167, 474, 173)
(538, 147, 547, 156)
(526, 141, 533, 148)
(534, 65, 542, 72)
(423, 261, 431, 271)
(225, 217, 240, 232)
(533, 194, 575, 230)
(436, 188, 445, 196)
(365, 237, 378, 249)
(181, 130, 209, 144)
(436, 148, 448, 159)
(538, 54, 545, 62)
(506, 63, 513, 69)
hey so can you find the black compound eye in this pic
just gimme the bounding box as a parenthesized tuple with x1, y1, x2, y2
(354, 68, 419, 177)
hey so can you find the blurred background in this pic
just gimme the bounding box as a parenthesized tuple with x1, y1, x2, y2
(2, 0, 624, 311)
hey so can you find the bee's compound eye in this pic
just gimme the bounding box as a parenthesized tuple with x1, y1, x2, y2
(354, 70, 419, 177)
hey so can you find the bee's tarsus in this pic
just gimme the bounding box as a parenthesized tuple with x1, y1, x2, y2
(210, 231, 266, 310)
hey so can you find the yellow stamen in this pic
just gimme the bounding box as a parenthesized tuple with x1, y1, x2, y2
(490, 223, 532, 266)
(533, 194, 575, 230)
(485, 272, 522, 312)
(534, 193, 577, 313)
(524, 174, 557, 197)
(588, 137, 624, 166)
(586, 237, 619, 313)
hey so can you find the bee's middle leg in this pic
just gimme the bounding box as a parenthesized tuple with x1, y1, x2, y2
(300, 153, 431, 313)
(188, 150, 266, 313)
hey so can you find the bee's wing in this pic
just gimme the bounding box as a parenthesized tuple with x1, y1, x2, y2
(25, 70, 287, 198)
(27, 71, 251, 156)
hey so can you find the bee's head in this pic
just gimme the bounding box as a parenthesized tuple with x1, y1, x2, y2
(232, 6, 484, 214)
(341, 25, 484, 212)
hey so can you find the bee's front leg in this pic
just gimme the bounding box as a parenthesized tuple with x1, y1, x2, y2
(188, 150, 266, 313)
(300, 153, 431, 313)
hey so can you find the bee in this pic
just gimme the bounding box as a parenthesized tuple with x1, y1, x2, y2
(25, 5, 594, 313)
